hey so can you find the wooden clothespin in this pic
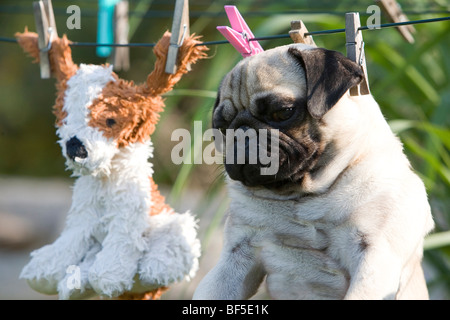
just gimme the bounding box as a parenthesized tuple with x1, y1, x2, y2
(112, 0, 130, 71)
(345, 12, 370, 96)
(165, 0, 190, 74)
(217, 6, 264, 58)
(376, 0, 415, 44)
(289, 20, 316, 46)
(32, 0, 58, 79)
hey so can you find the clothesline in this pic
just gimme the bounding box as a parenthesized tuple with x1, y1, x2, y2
(0, 5, 449, 18)
(0, 16, 449, 48)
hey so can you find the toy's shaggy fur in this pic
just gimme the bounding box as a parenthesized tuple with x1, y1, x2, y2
(16, 29, 207, 300)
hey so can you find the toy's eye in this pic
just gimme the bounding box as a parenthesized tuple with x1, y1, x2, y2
(106, 118, 116, 128)
(271, 107, 295, 122)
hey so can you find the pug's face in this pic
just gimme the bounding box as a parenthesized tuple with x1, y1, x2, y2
(212, 44, 364, 190)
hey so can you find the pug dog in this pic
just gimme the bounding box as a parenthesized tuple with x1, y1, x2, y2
(193, 44, 434, 300)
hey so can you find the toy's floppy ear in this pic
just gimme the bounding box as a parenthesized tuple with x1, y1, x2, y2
(143, 31, 208, 96)
(15, 28, 41, 63)
(15, 28, 78, 82)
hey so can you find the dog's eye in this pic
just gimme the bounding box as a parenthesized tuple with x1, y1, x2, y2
(271, 108, 295, 122)
(106, 118, 116, 128)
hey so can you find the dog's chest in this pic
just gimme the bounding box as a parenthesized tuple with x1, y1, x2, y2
(72, 176, 151, 243)
(231, 197, 358, 298)
(89, 192, 115, 243)
(231, 195, 360, 272)
(252, 208, 347, 255)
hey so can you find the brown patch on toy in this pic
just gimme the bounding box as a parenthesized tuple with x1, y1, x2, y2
(15, 28, 78, 82)
(88, 78, 165, 148)
(15, 28, 40, 63)
(149, 177, 173, 216)
(53, 81, 68, 127)
(89, 32, 208, 147)
(15, 29, 78, 127)
(118, 287, 168, 300)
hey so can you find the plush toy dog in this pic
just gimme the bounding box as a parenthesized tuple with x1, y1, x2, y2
(16, 29, 207, 299)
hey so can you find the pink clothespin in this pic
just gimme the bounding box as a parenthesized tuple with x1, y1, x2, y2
(217, 5, 263, 58)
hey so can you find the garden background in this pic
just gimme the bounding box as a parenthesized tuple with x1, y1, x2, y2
(0, 0, 449, 299)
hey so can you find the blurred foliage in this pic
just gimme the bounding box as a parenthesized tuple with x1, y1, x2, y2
(0, 0, 449, 298)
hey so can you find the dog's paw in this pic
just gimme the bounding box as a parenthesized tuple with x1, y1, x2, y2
(139, 212, 201, 286)
(56, 242, 102, 299)
(57, 266, 96, 300)
(138, 259, 173, 288)
(20, 244, 68, 295)
(88, 252, 138, 297)
(88, 268, 134, 297)
(57, 278, 96, 300)
(25, 277, 59, 295)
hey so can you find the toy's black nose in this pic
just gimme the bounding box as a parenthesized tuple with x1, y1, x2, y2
(66, 137, 88, 160)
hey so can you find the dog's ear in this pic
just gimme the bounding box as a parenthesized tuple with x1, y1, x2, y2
(288, 47, 363, 119)
(15, 28, 78, 83)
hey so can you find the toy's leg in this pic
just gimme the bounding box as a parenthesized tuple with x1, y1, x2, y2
(20, 225, 94, 295)
(88, 212, 149, 297)
(88, 236, 142, 297)
(57, 242, 101, 300)
(138, 211, 201, 288)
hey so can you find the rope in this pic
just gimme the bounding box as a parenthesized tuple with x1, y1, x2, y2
(1, 16, 449, 48)
(0, 5, 449, 17)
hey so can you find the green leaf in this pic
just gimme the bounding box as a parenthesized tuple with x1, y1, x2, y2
(425, 231, 450, 251)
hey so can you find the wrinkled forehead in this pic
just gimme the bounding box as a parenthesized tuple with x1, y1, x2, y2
(218, 45, 307, 114)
